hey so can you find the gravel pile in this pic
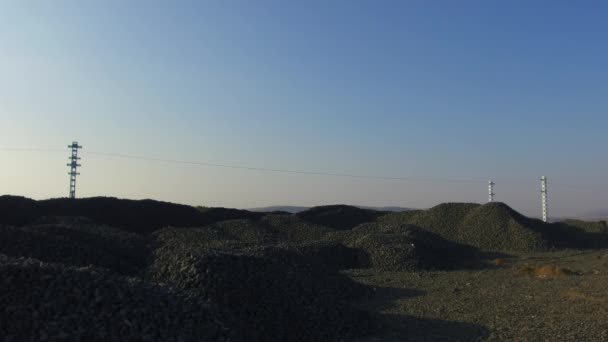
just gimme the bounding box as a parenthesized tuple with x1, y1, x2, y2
(152, 224, 360, 271)
(0, 254, 237, 342)
(151, 226, 255, 254)
(457, 203, 549, 251)
(262, 214, 333, 242)
(0, 196, 38, 226)
(276, 240, 363, 271)
(195, 206, 265, 223)
(152, 216, 334, 247)
(379, 202, 551, 252)
(32, 216, 96, 225)
(543, 220, 608, 249)
(560, 219, 608, 233)
(349, 232, 418, 271)
(0, 196, 265, 234)
(296, 205, 384, 230)
(379, 203, 479, 237)
(0, 222, 150, 276)
(211, 219, 278, 244)
(147, 239, 372, 342)
(325, 223, 478, 272)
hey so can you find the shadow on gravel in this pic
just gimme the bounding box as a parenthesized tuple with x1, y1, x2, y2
(536, 221, 608, 250)
(357, 286, 426, 324)
(362, 286, 427, 311)
(365, 314, 490, 342)
(360, 286, 489, 341)
(472, 251, 516, 269)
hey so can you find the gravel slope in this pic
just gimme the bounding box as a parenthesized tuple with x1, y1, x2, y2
(379, 203, 550, 252)
(147, 236, 372, 342)
(0, 254, 236, 342)
(352, 250, 608, 341)
(3, 198, 608, 341)
(0, 223, 150, 275)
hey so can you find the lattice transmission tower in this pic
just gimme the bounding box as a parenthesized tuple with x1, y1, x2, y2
(488, 180, 495, 202)
(540, 176, 548, 222)
(67, 141, 82, 199)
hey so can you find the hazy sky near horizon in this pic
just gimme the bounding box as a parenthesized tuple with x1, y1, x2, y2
(1, 1, 607, 217)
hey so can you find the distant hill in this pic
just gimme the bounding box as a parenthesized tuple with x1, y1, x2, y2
(575, 209, 608, 221)
(296, 205, 387, 230)
(547, 210, 608, 222)
(249, 205, 414, 214)
(249, 206, 310, 213)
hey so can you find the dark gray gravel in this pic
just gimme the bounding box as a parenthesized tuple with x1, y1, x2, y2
(379, 203, 551, 252)
(0, 254, 237, 342)
(296, 205, 385, 230)
(262, 214, 336, 242)
(324, 223, 478, 272)
(276, 240, 363, 271)
(0, 222, 150, 276)
(352, 250, 608, 341)
(147, 235, 372, 342)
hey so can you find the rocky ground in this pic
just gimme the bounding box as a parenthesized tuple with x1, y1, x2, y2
(2, 197, 608, 341)
(353, 249, 608, 341)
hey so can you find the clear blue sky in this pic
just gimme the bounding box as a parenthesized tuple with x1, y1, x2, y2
(1, 1, 607, 217)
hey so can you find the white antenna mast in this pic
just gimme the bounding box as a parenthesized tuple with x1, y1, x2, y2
(488, 180, 495, 202)
(541, 176, 548, 222)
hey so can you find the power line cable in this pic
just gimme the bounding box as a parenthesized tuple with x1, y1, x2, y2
(2, 147, 606, 191)
(551, 181, 604, 192)
(0, 147, 65, 153)
(83, 150, 487, 184)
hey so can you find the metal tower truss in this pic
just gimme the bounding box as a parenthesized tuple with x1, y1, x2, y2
(67, 141, 82, 198)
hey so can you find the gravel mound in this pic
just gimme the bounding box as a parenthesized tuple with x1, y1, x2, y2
(0, 222, 150, 275)
(0, 254, 236, 342)
(151, 225, 264, 254)
(0, 196, 264, 234)
(152, 224, 360, 272)
(379, 202, 551, 252)
(560, 219, 608, 234)
(263, 214, 333, 242)
(540, 220, 608, 249)
(212, 219, 278, 244)
(196, 206, 265, 223)
(379, 202, 479, 234)
(147, 240, 372, 341)
(32, 216, 96, 225)
(456, 203, 549, 251)
(152, 215, 333, 248)
(0, 196, 38, 226)
(276, 240, 363, 271)
(349, 232, 418, 271)
(296, 205, 384, 230)
(325, 223, 478, 271)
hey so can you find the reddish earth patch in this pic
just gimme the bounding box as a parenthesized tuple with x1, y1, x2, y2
(561, 288, 604, 303)
(493, 258, 507, 266)
(513, 264, 575, 278)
